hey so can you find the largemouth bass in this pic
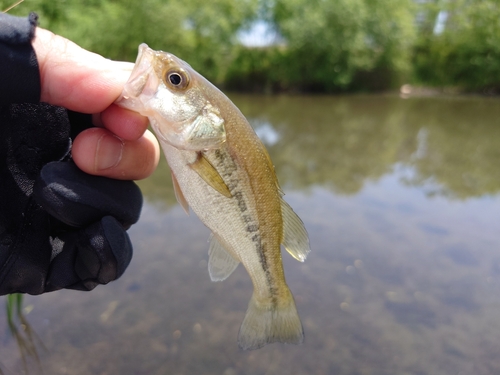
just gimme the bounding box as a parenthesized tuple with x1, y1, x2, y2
(116, 44, 310, 350)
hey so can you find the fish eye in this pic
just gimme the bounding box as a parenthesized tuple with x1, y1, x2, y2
(164, 68, 190, 90)
(169, 73, 182, 85)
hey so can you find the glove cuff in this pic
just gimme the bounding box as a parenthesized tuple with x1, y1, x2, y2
(0, 12, 40, 104)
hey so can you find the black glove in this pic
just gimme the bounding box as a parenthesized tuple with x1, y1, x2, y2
(0, 104, 143, 295)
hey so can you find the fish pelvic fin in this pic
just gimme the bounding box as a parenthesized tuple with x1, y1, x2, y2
(189, 152, 232, 198)
(208, 234, 240, 281)
(281, 198, 310, 262)
(171, 170, 189, 214)
(238, 289, 304, 350)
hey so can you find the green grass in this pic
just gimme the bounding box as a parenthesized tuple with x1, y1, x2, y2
(2, 294, 45, 374)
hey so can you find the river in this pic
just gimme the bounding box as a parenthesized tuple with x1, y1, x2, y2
(1, 94, 500, 375)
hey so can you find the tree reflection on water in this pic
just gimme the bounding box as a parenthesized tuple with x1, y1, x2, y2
(228, 94, 500, 199)
(139, 94, 500, 204)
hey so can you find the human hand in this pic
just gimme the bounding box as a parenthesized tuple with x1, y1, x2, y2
(32, 27, 160, 180)
(0, 18, 157, 295)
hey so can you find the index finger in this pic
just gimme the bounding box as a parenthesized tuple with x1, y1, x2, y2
(32, 27, 133, 113)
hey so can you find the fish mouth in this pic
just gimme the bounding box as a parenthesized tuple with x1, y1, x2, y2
(116, 44, 159, 112)
(128, 44, 159, 97)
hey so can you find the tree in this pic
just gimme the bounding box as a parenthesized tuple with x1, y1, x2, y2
(271, 0, 416, 91)
(414, 0, 500, 92)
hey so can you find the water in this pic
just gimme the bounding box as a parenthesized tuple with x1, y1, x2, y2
(2, 94, 500, 375)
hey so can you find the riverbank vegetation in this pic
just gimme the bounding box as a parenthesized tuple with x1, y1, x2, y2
(5, 0, 500, 93)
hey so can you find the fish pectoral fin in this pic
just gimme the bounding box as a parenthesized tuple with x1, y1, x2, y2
(208, 234, 240, 282)
(281, 198, 311, 262)
(171, 170, 189, 214)
(189, 152, 232, 198)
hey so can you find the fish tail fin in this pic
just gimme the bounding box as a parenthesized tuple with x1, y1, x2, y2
(238, 289, 304, 350)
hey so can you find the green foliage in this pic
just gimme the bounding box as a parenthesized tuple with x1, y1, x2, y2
(414, 0, 500, 92)
(225, 45, 286, 92)
(2, 0, 500, 92)
(274, 0, 370, 90)
(271, 0, 416, 91)
(225, 0, 418, 93)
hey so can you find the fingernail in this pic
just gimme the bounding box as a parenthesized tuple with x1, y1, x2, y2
(95, 134, 124, 170)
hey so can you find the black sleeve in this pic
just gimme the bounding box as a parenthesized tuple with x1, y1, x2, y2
(0, 12, 40, 104)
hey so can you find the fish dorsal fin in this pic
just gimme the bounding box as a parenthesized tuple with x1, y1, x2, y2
(171, 170, 189, 214)
(208, 234, 240, 281)
(281, 198, 310, 262)
(189, 152, 232, 198)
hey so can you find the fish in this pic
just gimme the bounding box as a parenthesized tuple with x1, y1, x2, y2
(116, 44, 310, 350)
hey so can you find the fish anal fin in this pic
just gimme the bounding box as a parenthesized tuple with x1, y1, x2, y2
(281, 198, 310, 262)
(189, 152, 232, 198)
(208, 234, 240, 281)
(238, 290, 304, 350)
(171, 170, 189, 214)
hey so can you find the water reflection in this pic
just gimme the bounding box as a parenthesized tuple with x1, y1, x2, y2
(233, 94, 500, 198)
(2, 94, 500, 374)
(138, 94, 500, 200)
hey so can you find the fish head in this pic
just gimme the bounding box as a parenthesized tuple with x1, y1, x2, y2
(117, 43, 226, 151)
